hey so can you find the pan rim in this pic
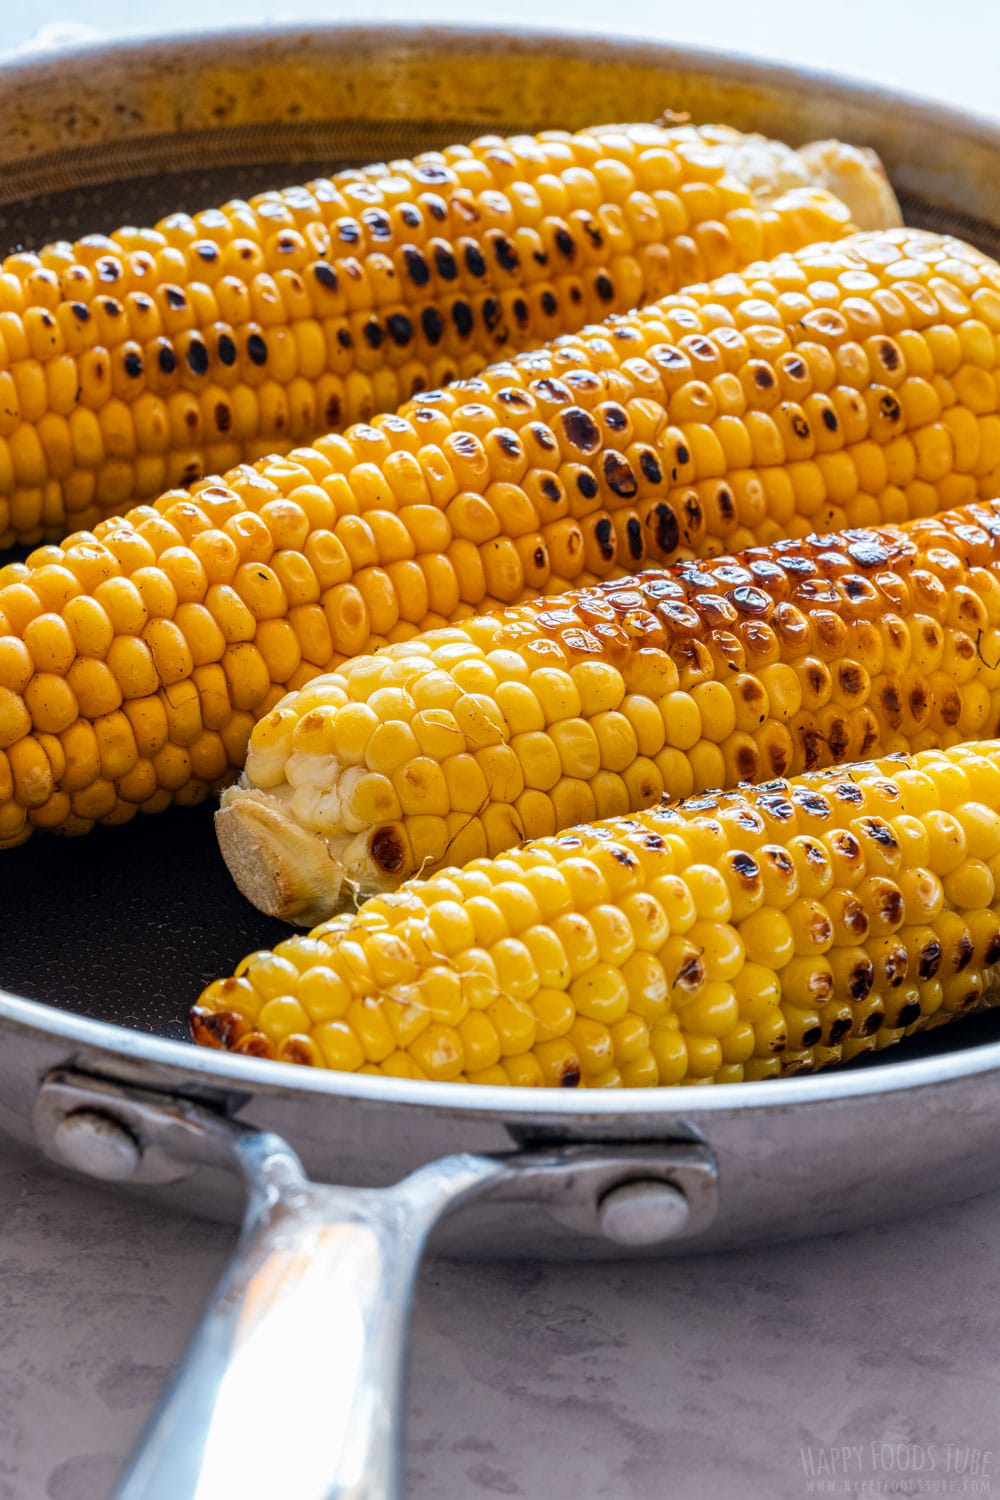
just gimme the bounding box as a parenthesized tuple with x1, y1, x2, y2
(3, 19, 1000, 159)
(5, 984, 1000, 1118)
(6, 23, 1000, 1125)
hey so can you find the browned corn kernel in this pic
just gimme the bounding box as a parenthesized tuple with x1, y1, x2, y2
(192, 740, 1000, 1085)
(217, 496, 1000, 922)
(0, 226, 987, 848)
(0, 122, 867, 546)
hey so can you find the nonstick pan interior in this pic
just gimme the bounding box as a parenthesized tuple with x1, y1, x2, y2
(5, 111, 1000, 1071)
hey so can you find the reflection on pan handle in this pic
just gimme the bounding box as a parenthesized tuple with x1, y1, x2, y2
(116, 1134, 505, 1500)
(34, 1067, 717, 1499)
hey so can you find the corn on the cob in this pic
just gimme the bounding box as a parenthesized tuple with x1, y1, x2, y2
(1, 226, 995, 850)
(216, 497, 1000, 923)
(192, 739, 1000, 1085)
(0, 122, 871, 548)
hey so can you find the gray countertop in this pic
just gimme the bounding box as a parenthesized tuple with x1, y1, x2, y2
(4, 4, 1000, 1498)
(3, 1138, 999, 1500)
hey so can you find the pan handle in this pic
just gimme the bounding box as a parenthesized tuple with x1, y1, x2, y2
(35, 1068, 717, 1499)
(114, 1128, 506, 1500)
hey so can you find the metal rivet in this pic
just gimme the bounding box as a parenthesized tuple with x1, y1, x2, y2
(52, 1109, 141, 1182)
(598, 1178, 690, 1247)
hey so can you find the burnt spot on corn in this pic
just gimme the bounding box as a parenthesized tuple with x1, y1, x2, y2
(676, 442, 690, 465)
(880, 339, 900, 370)
(561, 407, 601, 454)
(165, 286, 186, 309)
(512, 298, 530, 328)
(861, 1010, 885, 1036)
(801, 1025, 823, 1047)
(594, 518, 615, 560)
(404, 248, 430, 286)
(280, 1037, 317, 1066)
(896, 999, 922, 1027)
(555, 226, 575, 259)
(496, 431, 522, 460)
(158, 344, 177, 375)
(70, 302, 90, 321)
(433, 246, 457, 280)
(541, 290, 558, 316)
(841, 897, 868, 938)
(848, 961, 874, 1001)
(362, 320, 383, 350)
(234, 1034, 274, 1059)
(879, 393, 902, 422)
(626, 517, 643, 560)
(828, 1015, 853, 1044)
(954, 932, 976, 972)
(452, 301, 474, 336)
(917, 934, 943, 979)
(464, 244, 487, 278)
(577, 471, 599, 500)
(313, 262, 339, 290)
(639, 451, 663, 485)
(540, 477, 561, 501)
(215, 402, 232, 433)
(123, 351, 143, 378)
(189, 1005, 246, 1049)
(370, 826, 407, 874)
(603, 452, 638, 498)
(387, 313, 413, 346)
(834, 782, 865, 806)
(217, 333, 237, 366)
(986, 931, 1000, 966)
(651, 504, 679, 555)
(820, 406, 839, 434)
(493, 236, 519, 272)
(753, 364, 775, 390)
(186, 339, 209, 375)
(595, 273, 614, 303)
(247, 332, 268, 364)
(483, 297, 503, 333)
(421, 307, 444, 344)
(731, 851, 760, 881)
(325, 392, 342, 427)
(559, 1062, 582, 1088)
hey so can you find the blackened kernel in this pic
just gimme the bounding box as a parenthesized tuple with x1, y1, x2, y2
(493, 236, 519, 272)
(603, 452, 638, 498)
(214, 401, 232, 432)
(70, 302, 90, 321)
(540, 477, 561, 501)
(603, 406, 627, 431)
(822, 406, 839, 432)
(569, 285, 583, 304)
(387, 313, 413, 346)
(640, 451, 663, 484)
(421, 307, 444, 345)
(403, 248, 430, 286)
(652, 503, 679, 555)
(337, 221, 361, 244)
(482, 297, 502, 332)
(362, 320, 383, 350)
(541, 290, 558, 316)
(595, 273, 615, 303)
(217, 334, 237, 366)
(433, 245, 457, 280)
(561, 407, 601, 454)
(158, 344, 177, 375)
(512, 298, 529, 327)
(165, 286, 186, 309)
(626, 516, 643, 559)
(186, 340, 209, 375)
(247, 332, 268, 364)
(313, 261, 339, 290)
(594, 517, 615, 560)
(464, 244, 487, 279)
(195, 242, 218, 261)
(123, 351, 143, 378)
(676, 442, 690, 465)
(452, 300, 474, 336)
(555, 227, 575, 259)
(102, 299, 120, 317)
(577, 471, 599, 499)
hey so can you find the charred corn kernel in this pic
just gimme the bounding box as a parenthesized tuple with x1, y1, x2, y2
(220, 492, 1000, 919)
(197, 739, 1000, 1082)
(0, 122, 870, 545)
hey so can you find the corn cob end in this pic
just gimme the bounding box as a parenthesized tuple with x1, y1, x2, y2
(215, 789, 344, 928)
(797, 139, 903, 231)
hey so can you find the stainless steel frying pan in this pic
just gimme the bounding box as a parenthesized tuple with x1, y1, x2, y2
(4, 24, 1000, 1499)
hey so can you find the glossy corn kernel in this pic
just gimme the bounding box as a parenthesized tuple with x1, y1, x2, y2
(0, 226, 987, 848)
(218, 496, 1000, 922)
(192, 740, 1000, 1084)
(0, 121, 871, 546)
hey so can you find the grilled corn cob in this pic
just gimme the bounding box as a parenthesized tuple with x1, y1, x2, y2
(217, 498, 1000, 923)
(1, 226, 996, 849)
(0, 122, 872, 548)
(193, 739, 1000, 1085)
